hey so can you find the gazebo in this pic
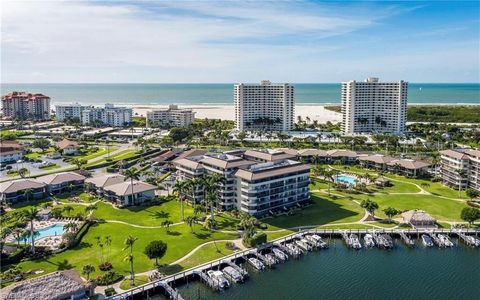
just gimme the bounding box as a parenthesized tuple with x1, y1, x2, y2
(401, 210, 437, 228)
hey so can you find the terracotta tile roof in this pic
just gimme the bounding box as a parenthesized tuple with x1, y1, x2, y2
(243, 149, 296, 161)
(358, 154, 395, 164)
(0, 179, 46, 194)
(104, 180, 156, 196)
(56, 139, 79, 150)
(439, 149, 468, 160)
(297, 149, 329, 157)
(85, 174, 126, 188)
(37, 172, 86, 185)
(465, 149, 480, 158)
(387, 159, 430, 170)
(326, 149, 357, 158)
(200, 155, 256, 169)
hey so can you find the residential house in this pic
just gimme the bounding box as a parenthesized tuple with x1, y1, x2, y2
(103, 180, 156, 206)
(0, 141, 23, 163)
(358, 154, 395, 170)
(85, 174, 126, 195)
(56, 139, 80, 155)
(387, 159, 430, 177)
(37, 172, 86, 194)
(0, 179, 46, 204)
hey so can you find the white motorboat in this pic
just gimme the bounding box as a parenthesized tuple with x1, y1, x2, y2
(437, 234, 454, 247)
(286, 243, 303, 255)
(264, 253, 277, 265)
(363, 234, 375, 248)
(248, 257, 265, 271)
(222, 266, 243, 282)
(309, 234, 329, 248)
(421, 234, 434, 247)
(272, 248, 288, 261)
(207, 270, 230, 289)
(296, 239, 312, 251)
(349, 234, 362, 249)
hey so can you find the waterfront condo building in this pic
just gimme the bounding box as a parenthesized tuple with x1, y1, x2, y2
(146, 105, 195, 128)
(341, 77, 408, 135)
(234, 80, 294, 132)
(440, 149, 480, 192)
(55, 103, 92, 122)
(1, 91, 51, 120)
(173, 149, 310, 216)
(81, 103, 132, 127)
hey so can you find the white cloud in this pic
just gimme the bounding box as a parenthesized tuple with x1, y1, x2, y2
(0, 0, 478, 83)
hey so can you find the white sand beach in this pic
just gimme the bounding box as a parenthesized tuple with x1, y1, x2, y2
(133, 105, 342, 123)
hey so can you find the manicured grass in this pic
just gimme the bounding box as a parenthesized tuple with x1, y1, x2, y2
(16, 222, 237, 279)
(264, 194, 364, 229)
(38, 164, 60, 171)
(317, 224, 376, 230)
(159, 241, 236, 275)
(85, 149, 137, 167)
(266, 230, 294, 241)
(119, 275, 149, 290)
(25, 152, 42, 159)
(79, 147, 118, 161)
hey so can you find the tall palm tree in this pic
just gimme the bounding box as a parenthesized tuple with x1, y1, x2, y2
(173, 180, 187, 221)
(82, 264, 95, 281)
(23, 188, 33, 202)
(123, 168, 140, 205)
(185, 215, 195, 233)
(25, 207, 39, 254)
(123, 235, 138, 285)
(64, 221, 78, 233)
(12, 228, 24, 247)
(84, 204, 97, 220)
(187, 177, 200, 209)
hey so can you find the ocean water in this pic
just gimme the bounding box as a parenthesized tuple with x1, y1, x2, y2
(1, 83, 479, 106)
(148, 239, 480, 300)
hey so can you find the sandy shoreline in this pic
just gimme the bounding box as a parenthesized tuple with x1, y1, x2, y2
(132, 104, 342, 123)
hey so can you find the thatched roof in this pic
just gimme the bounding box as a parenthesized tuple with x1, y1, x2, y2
(401, 210, 436, 223)
(1, 270, 90, 300)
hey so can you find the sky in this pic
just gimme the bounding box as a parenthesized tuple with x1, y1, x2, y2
(1, 0, 479, 83)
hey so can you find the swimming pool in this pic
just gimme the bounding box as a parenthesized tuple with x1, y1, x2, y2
(19, 224, 66, 242)
(336, 175, 357, 186)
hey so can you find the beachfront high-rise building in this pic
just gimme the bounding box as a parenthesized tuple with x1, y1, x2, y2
(146, 105, 195, 128)
(55, 103, 92, 122)
(1, 91, 51, 120)
(341, 77, 408, 135)
(234, 80, 294, 132)
(81, 104, 132, 127)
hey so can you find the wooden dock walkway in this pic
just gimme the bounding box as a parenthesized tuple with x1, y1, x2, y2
(108, 228, 478, 300)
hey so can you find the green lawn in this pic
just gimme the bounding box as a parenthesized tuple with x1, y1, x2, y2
(159, 241, 236, 275)
(78, 147, 118, 161)
(85, 149, 137, 167)
(264, 194, 364, 229)
(25, 152, 42, 159)
(119, 275, 149, 290)
(16, 222, 237, 279)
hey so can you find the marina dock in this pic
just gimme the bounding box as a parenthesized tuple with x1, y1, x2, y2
(108, 228, 478, 300)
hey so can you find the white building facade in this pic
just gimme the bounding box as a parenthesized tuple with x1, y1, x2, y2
(341, 77, 408, 135)
(55, 103, 92, 122)
(440, 149, 480, 192)
(81, 104, 132, 127)
(234, 80, 294, 132)
(146, 105, 195, 128)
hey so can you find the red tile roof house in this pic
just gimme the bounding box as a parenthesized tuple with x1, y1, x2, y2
(37, 171, 86, 195)
(55, 138, 80, 155)
(0, 179, 47, 204)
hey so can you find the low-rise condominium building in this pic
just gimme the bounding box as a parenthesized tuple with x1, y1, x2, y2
(440, 149, 480, 192)
(146, 104, 195, 128)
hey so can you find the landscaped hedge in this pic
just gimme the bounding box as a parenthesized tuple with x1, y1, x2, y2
(243, 232, 267, 247)
(69, 221, 93, 248)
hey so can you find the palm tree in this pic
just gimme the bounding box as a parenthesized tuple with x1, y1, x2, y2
(360, 199, 379, 218)
(185, 215, 195, 232)
(12, 228, 24, 247)
(82, 264, 95, 281)
(105, 235, 112, 263)
(84, 204, 97, 220)
(187, 178, 200, 210)
(456, 169, 467, 194)
(173, 180, 187, 221)
(25, 207, 39, 254)
(18, 168, 29, 178)
(64, 221, 78, 233)
(23, 188, 33, 202)
(123, 168, 140, 205)
(123, 235, 138, 285)
(161, 219, 173, 233)
(63, 206, 73, 217)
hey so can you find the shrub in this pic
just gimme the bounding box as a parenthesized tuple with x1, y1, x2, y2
(243, 232, 267, 247)
(104, 287, 117, 296)
(99, 262, 113, 271)
(225, 241, 236, 250)
(95, 270, 123, 286)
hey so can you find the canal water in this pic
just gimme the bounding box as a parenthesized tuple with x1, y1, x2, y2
(149, 238, 479, 300)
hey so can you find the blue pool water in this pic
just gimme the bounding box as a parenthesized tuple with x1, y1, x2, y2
(336, 175, 357, 185)
(19, 224, 65, 242)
